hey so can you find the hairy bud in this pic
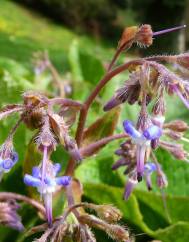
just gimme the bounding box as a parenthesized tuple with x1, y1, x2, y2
(86, 204, 122, 223)
(164, 120, 188, 132)
(79, 214, 130, 242)
(0, 200, 24, 231)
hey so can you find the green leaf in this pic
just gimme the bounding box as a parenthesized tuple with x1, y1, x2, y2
(154, 222, 189, 242)
(0, 57, 34, 104)
(135, 189, 189, 230)
(76, 145, 123, 187)
(68, 39, 83, 82)
(79, 50, 105, 85)
(82, 107, 121, 147)
(83, 183, 154, 236)
(154, 149, 189, 196)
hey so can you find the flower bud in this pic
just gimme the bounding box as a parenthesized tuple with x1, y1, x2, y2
(135, 24, 153, 47)
(166, 131, 183, 140)
(164, 120, 188, 132)
(89, 204, 122, 223)
(79, 214, 130, 242)
(0, 200, 24, 231)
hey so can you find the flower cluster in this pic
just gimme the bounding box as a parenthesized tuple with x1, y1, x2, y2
(0, 23, 188, 242)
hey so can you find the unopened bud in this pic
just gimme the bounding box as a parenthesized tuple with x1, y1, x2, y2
(89, 204, 122, 223)
(164, 120, 188, 132)
(79, 214, 130, 242)
(135, 24, 153, 47)
(166, 131, 183, 140)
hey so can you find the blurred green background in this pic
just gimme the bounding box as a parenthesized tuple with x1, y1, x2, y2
(0, 0, 189, 241)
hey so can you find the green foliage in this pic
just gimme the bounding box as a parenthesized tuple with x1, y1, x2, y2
(0, 1, 189, 242)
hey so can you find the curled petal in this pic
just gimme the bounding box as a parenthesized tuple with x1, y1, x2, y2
(53, 163, 61, 175)
(2, 159, 14, 171)
(123, 120, 141, 139)
(144, 162, 157, 173)
(32, 166, 40, 178)
(55, 176, 71, 186)
(24, 174, 41, 187)
(143, 125, 162, 140)
(124, 177, 138, 200)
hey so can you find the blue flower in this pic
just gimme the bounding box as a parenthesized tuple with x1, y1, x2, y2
(123, 120, 162, 180)
(0, 151, 19, 178)
(24, 162, 71, 225)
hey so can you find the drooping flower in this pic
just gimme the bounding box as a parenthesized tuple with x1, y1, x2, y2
(124, 174, 138, 200)
(0, 140, 18, 181)
(24, 161, 71, 225)
(123, 120, 162, 180)
(144, 162, 157, 190)
(123, 162, 157, 199)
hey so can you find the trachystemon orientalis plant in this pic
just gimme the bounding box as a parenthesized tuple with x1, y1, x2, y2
(0, 23, 188, 242)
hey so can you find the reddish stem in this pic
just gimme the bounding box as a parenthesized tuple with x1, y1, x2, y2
(65, 59, 143, 176)
(76, 59, 143, 146)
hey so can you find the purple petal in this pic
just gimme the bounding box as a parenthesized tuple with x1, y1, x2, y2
(32, 166, 40, 178)
(24, 174, 41, 187)
(44, 177, 56, 186)
(144, 162, 157, 173)
(53, 163, 61, 175)
(143, 125, 162, 140)
(124, 178, 138, 200)
(2, 159, 14, 170)
(103, 97, 122, 111)
(55, 176, 71, 186)
(123, 120, 140, 139)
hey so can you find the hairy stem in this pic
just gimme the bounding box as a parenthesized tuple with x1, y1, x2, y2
(65, 59, 143, 176)
(107, 48, 123, 71)
(75, 59, 143, 146)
